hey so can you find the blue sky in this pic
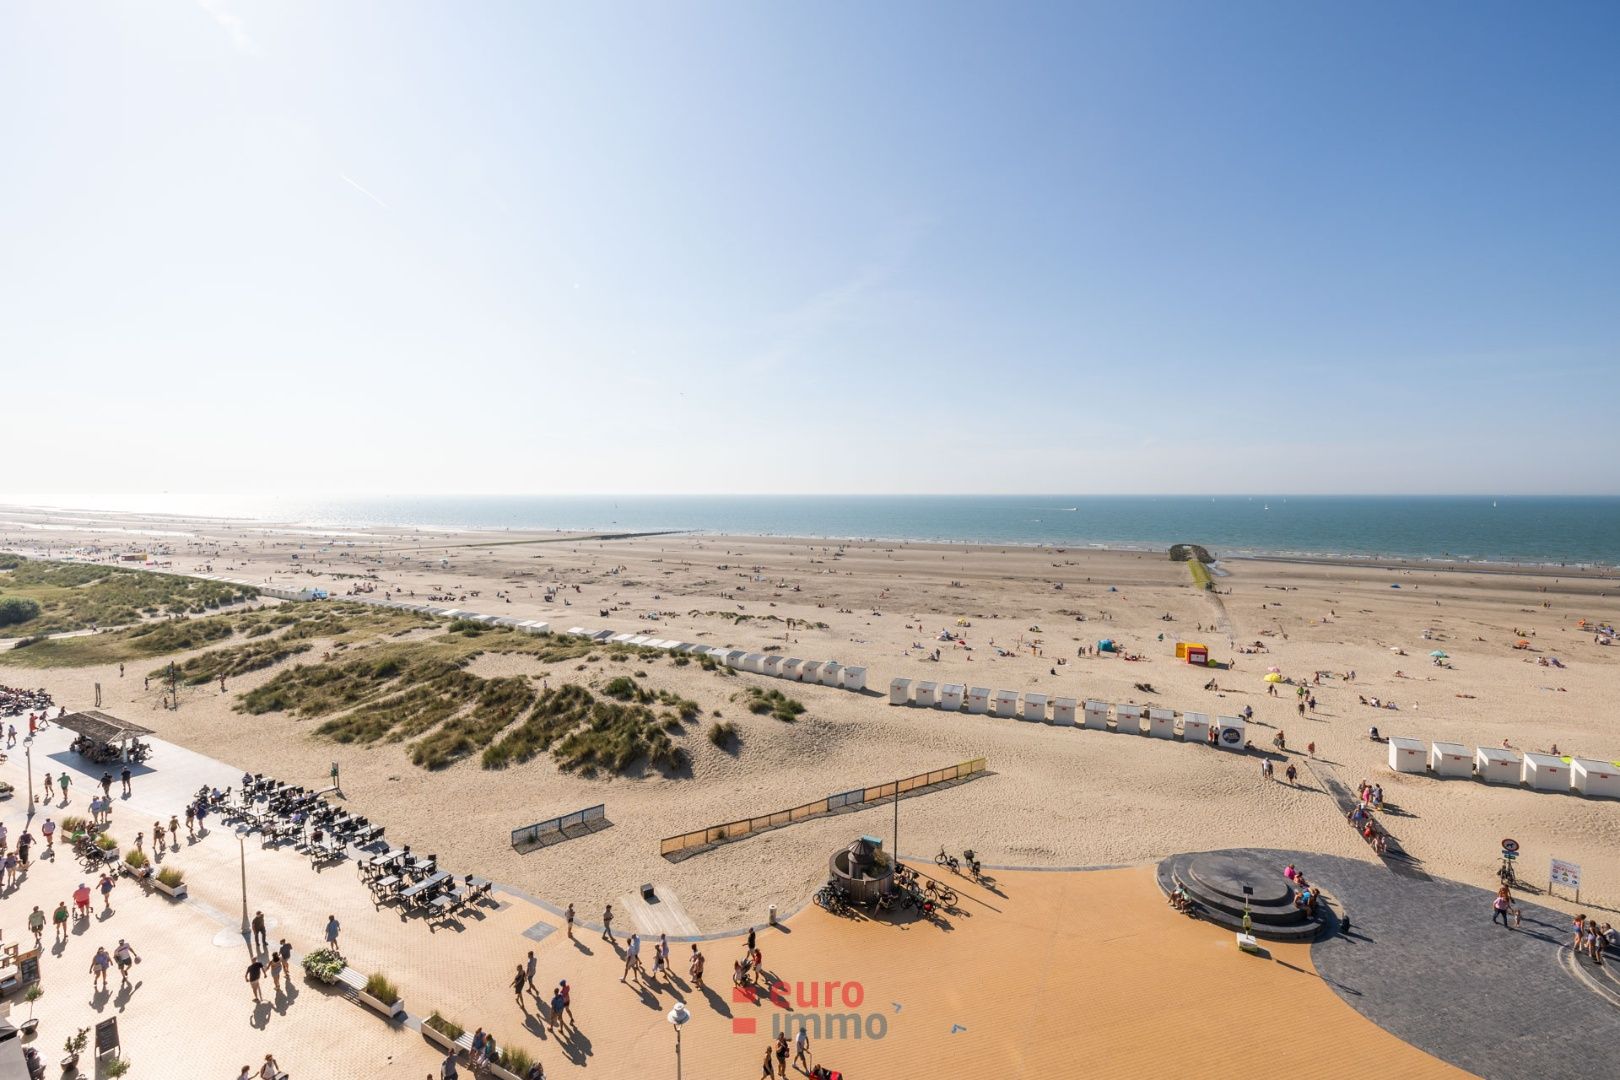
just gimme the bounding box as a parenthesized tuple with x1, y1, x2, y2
(2, 1, 1615, 496)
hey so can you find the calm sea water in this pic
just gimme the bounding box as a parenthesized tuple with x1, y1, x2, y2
(21, 495, 1620, 567)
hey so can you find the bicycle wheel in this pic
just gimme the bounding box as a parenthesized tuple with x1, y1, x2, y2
(935, 887, 957, 906)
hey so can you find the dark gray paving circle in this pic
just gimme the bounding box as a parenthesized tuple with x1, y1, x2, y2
(1187, 849, 1619, 1080)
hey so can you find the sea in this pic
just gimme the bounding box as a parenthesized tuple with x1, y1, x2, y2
(8, 494, 1620, 568)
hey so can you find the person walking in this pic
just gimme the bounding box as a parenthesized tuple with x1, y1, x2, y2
(268, 951, 285, 994)
(548, 986, 565, 1032)
(760, 1044, 775, 1079)
(1493, 888, 1513, 929)
(252, 911, 268, 954)
(42, 773, 54, 803)
(53, 900, 70, 943)
(41, 817, 55, 851)
(100, 773, 113, 798)
(246, 956, 265, 1003)
(28, 905, 45, 947)
(185, 805, 196, 840)
(774, 1032, 789, 1079)
(525, 950, 538, 995)
(259, 1053, 283, 1079)
(793, 1023, 811, 1071)
(89, 946, 112, 991)
(325, 914, 341, 949)
(278, 938, 293, 969)
(622, 933, 641, 983)
(601, 903, 614, 942)
(512, 964, 527, 1007)
(113, 938, 139, 984)
(689, 945, 705, 989)
(58, 771, 71, 805)
(120, 766, 132, 797)
(558, 979, 573, 1025)
(98, 872, 116, 912)
(565, 903, 575, 940)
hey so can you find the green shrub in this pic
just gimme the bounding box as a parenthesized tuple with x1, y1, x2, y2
(301, 948, 346, 985)
(95, 834, 118, 851)
(124, 849, 149, 870)
(708, 721, 738, 748)
(156, 866, 184, 888)
(0, 596, 41, 627)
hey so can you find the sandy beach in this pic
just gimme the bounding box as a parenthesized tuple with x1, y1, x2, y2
(5, 505, 1620, 931)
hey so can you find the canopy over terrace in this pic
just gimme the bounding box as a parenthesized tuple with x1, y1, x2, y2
(56, 710, 157, 761)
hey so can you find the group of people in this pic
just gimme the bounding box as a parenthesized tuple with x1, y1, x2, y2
(1282, 864, 1322, 920)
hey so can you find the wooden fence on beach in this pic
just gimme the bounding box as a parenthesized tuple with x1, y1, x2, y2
(659, 758, 987, 858)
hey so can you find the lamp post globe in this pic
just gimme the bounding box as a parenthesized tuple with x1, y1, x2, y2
(667, 1001, 691, 1080)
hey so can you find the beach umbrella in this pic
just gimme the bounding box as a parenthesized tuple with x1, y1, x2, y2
(1264, 672, 1283, 683)
(1429, 650, 1448, 658)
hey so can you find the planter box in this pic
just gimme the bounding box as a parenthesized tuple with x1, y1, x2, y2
(486, 1062, 525, 1080)
(356, 987, 405, 1019)
(151, 877, 187, 899)
(337, 966, 405, 1019)
(422, 1023, 462, 1053)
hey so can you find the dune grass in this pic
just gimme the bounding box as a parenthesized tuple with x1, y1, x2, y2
(0, 557, 256, 637)
(4, 599, 429, 668)
(741, 686, 806, 721)
(480, 683, 688, 775)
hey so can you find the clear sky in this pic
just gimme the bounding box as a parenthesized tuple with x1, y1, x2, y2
(2, 1, 1616, 497)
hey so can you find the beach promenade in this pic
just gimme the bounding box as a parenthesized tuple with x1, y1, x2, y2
(8, 723, 1610, 1078)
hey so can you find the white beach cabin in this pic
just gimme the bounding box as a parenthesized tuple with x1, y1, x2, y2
(1571, 758, 1620, 798)
(1215, 716, 1245, 749)
(819, 661, 842, 687)
(889, 678, 912, 706)
(1521, 752, 1567, 792)
(779, 657, 804, 680)
(611, 633, 635, 643)
(966, 687, 991, 715)
(840, 666, 867, 692)
(1181, 712, 1212, 744)
(1021, 692, 1048, 722)
(1475, 746, 1521, 785)
(1387, 737, 1426, 774)
(762, 655, 786, 678)
(1147, 707, 1176, 739)
(913, 681, 939, 708)
(725, 650, 748, 669)
(1051, 697, 1077, 726)
(743, 653, 768, 674)
(800, 661, 824, 684)
(993, 690, 1020, 718)
(938, 684, 965, 712)
(1083, 700, 1110, 731)
(1430, 742, 1473, 778)
(1114, 704, 1144, 736)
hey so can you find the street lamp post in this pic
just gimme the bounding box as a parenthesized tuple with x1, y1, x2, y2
(235, 825, 252, 935)
(667, 1002, 690, 1080)
(22, 736, 34, 818)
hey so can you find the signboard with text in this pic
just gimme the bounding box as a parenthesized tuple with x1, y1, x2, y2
(1550, 858, 1582, 890)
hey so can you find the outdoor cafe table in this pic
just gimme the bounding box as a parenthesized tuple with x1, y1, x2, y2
(400, 871, 450, 902)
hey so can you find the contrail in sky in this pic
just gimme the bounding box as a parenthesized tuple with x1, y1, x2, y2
(339, 172, 390, 209)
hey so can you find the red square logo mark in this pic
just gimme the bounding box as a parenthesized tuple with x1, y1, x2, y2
(732, 986, 757, 1004)
(732, 1017, 757, 1035)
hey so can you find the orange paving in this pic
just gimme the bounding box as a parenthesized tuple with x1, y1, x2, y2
(8, 819, 1475, 1079)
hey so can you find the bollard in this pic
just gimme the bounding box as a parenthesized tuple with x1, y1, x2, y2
(769, 904, 777, 926)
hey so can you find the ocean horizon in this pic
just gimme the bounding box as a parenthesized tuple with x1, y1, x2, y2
(5, 494, 1620, 568)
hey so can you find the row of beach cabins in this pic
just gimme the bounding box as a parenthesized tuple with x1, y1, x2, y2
(1386, 738, 1620, 799)
(888, 678, 1251, 746)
